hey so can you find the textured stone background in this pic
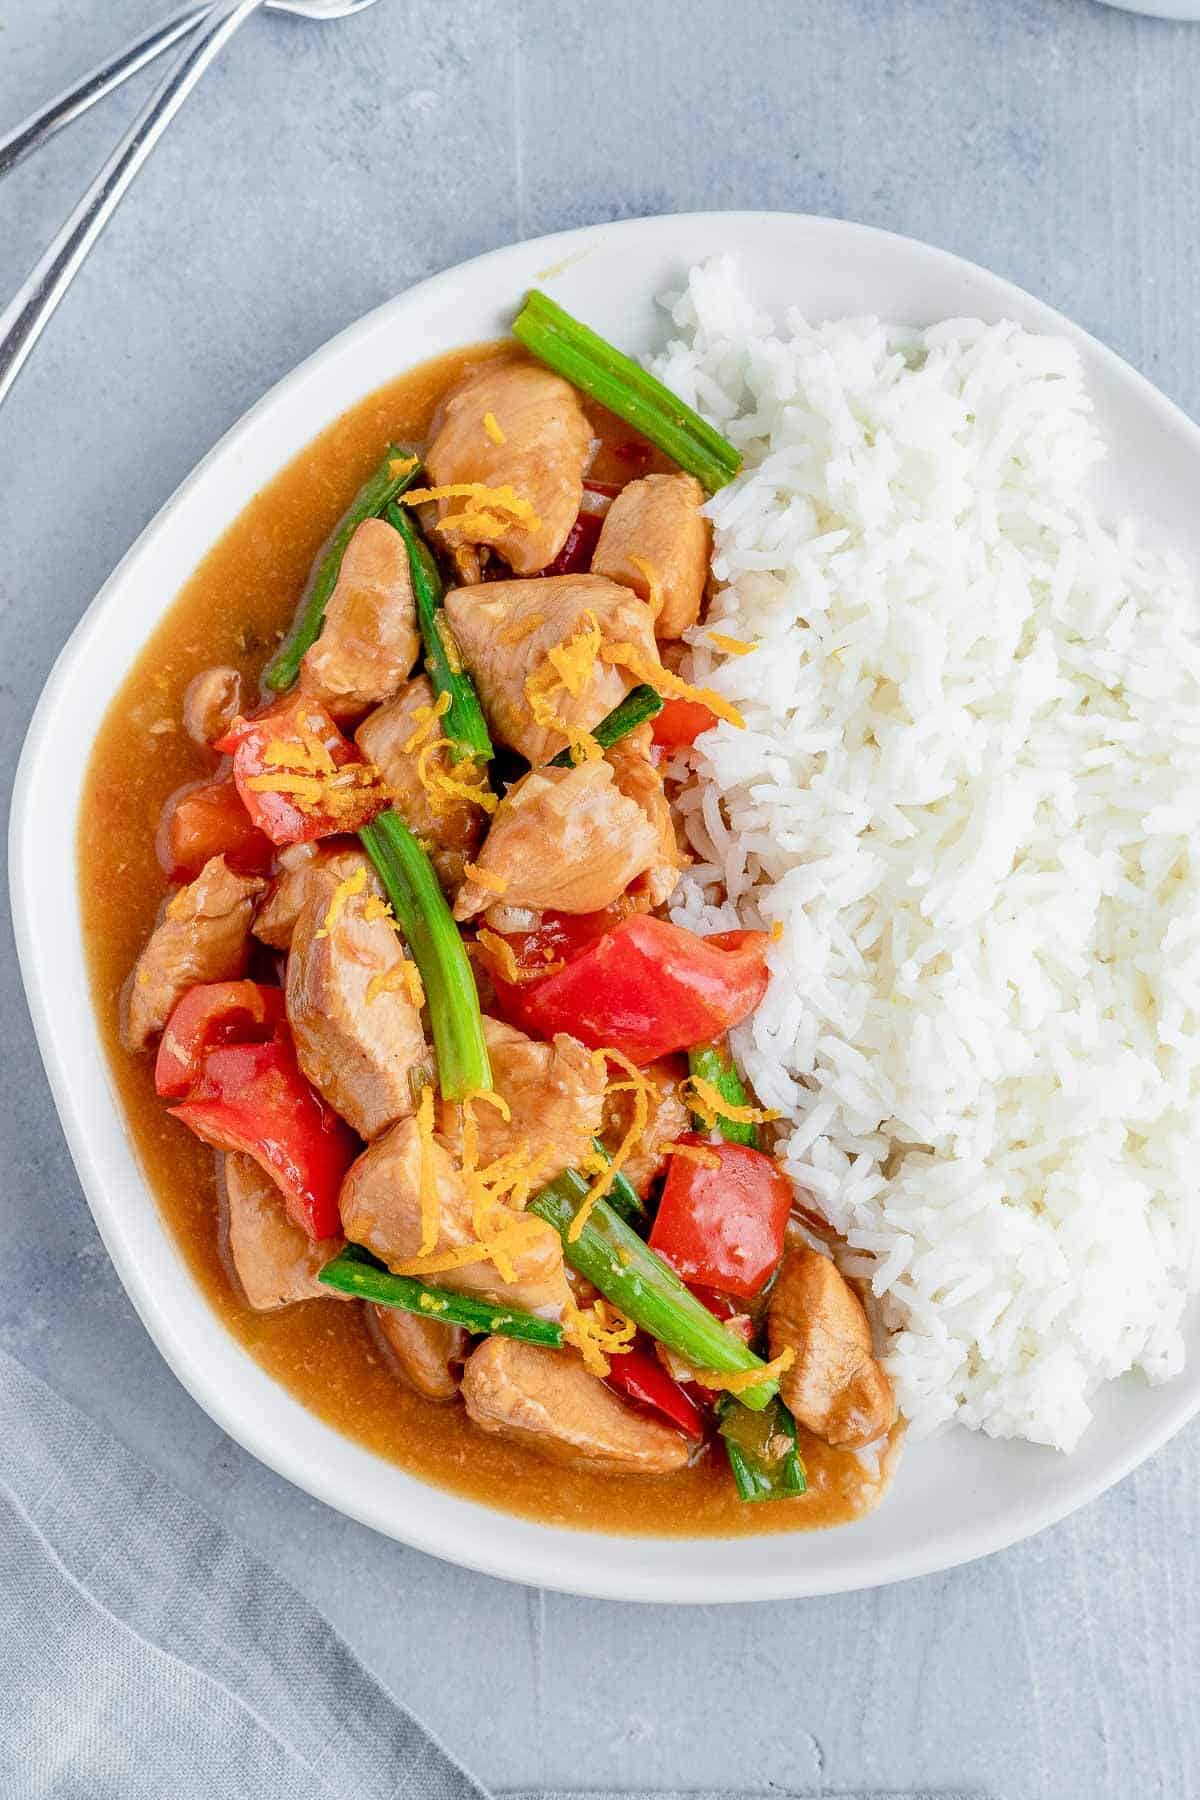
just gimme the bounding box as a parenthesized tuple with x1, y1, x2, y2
(2, 4, 1199, 1797)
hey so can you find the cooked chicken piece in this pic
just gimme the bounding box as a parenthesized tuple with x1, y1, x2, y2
(220, 1152, 344, 1311)
(453, 759, 658, 921)
(339, 1117, 571, 1317)
(425, 362, 592, 575)
(591, 471, 710, 639)
(605, 724, 682, 909)
(252, 840, 371, 950)
(461, 1338, 689, 1475)
(286, 852, 427, 1140)
(124, 855, 265, 1051)
(768, 1245, 896, 1449)
(440, 1017, 606, 1186)
(183, 665, 242, 748)
(299, 517, 420, 717)
(602, 1055, 690, 1195)
(443, 573, 662, 766)
(355, 675, 484, 892)
(368, 1305, 466, 1402)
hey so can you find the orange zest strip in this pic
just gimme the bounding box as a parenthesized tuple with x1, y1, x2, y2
(599, 641, 745, 730)
(661, 1140, 723, 1169)
(690, 1347, 795, 1394)
(568, 1049, 651, 1242)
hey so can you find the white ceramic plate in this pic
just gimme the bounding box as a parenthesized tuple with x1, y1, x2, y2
(12, 212, 1200, 1603)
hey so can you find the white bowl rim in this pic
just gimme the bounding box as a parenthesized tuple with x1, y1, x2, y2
(12, 208, 1200, 1604)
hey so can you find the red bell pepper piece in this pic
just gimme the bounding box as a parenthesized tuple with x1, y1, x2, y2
(169, 1035, 356, 1240)
(649, 1136, 793, 1300)
(652, 694, 720, 749)
(485, 913, 770, 1065)
(215, 695, 384, 847)
(538, 508, 604, 576)
(605, 1339, 705, 1440)
(157, 777, 275, 882)
(484, 906, 625, 981)
(154, 981, 286, 1100)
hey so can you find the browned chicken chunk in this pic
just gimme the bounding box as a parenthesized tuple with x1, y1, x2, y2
(768, 1245, 896, 1449)
(605, 724, 682, 909)
(252, 840, 370, 951)
(461, 1338, 689, 1475)
(368, 1305, 466, 1403)
(299, 517, 420, 716)
(453, 759, 659, 921)
(339, 1117, 571, 1317)
(425, 362, 592, 575)
(602, 1055, 690, 1195)
(286, 853, 428, 1140)
(592, 471, 710, 639)
(443, 573, 662, 766)
(221, 1152, 344, 1311)
(440, 1016, 605, 1186)
(124, 855, 265, 1051)
(182, 665, 242, 748)
(355, 675, 484, 892)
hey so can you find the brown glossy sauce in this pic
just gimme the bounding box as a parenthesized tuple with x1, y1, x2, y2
(79, 344, 896, 1537)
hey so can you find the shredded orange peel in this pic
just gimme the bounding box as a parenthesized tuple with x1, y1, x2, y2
(600, 641, 745, 730)
(707, 631, 756, 657)
(366, 958, 425, 1009)
(245, 725, 390, 822)
(567, 1049, 652, 1242)
(564, 1296, 636, 1377)
(690, 1347, 795, 1395)
(482, 412, 506, 446)
(315, 865, 366, 939)
(683, 1075, 780, 1130)
(461, 860, 507, 895)
(524, 611, 606, 767)
(404, 482, 541, 543)
(661, 1140, 722, 1170)
(628, 555, 665, 621)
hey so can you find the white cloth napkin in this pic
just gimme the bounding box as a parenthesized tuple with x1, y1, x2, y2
(0, 1346, 994, 1800)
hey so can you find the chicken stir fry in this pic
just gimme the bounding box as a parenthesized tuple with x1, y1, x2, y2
(124, 297, 897, 1510)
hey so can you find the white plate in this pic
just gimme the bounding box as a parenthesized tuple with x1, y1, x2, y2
(12, 212, 1200, 1603)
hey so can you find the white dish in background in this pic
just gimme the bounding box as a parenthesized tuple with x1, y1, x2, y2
(11, 211, 1200, 1603)
(1098, 2, 1200, 19)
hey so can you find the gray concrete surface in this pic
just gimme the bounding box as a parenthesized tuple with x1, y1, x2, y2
(3, 3, 1199, 1796)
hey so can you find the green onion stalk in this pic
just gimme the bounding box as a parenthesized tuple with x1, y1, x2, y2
(358, 810, 491, 1101)
(718, 1394, 807, 1501)
(546, 685, 663, 768)
(385, 501, 493, 766)
(265, 445, 422, 692)
(687, 1041, 760, 1148)
(319, 1244, 562, 1346)
(530, 1170, 779, 1410)
(512, 291, 741, 495)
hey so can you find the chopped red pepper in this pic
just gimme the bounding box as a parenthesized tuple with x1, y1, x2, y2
(605, 1338, 705, 1440)
(169, 1035, 357, 1240)
(484, 905, 626, 983)
(649, 1136, 793, 1300)
(484, 913, 770, 1065)
(651, 694, 720, 749)
(538, 508, 604, 576)
(157, 777, 275, 882)
(154, 981, 286, 1100)
(215, 695, 386, 847)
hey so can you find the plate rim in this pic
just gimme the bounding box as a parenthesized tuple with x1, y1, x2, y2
(12, 207, 1200, 1604)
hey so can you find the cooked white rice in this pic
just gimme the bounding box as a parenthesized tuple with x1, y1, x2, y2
(654, 257, 1200, 1451)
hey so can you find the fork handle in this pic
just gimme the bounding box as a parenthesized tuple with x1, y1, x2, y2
(0, 5, 213, 182)
(0, 0, 265, 414)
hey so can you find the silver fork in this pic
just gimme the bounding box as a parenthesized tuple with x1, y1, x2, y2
(0, 0, 379, 180)
(0, 0, 382, 411)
